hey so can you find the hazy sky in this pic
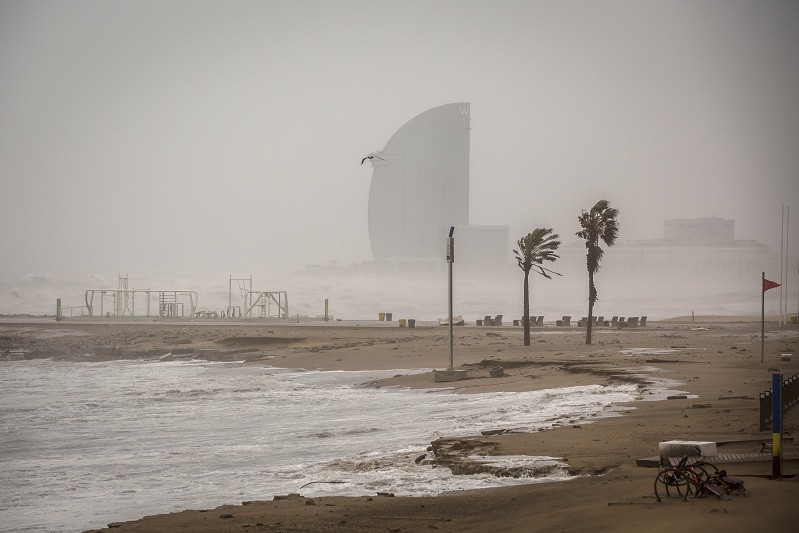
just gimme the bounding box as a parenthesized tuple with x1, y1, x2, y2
(2, 0, 797, 281)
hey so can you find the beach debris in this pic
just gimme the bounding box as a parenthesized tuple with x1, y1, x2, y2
(373, 516, 451, 522)
(718, 396, 753, 400)
(489, 366, 505, 377)
(377, 492, 395, 497)
(299, 480, 346, 489)
(219, 513, 234, 519)
(481, 429, 509, 436)
(274, 493, 304, 501)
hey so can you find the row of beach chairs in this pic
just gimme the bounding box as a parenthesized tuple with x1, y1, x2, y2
(570, 315, 647, 327)
(510, 316, 544, 327)
(583, 315, 646, 327)
(507, 315, 647, 327)
(481, 315, 647, 327)
(477, 314, 503, 326)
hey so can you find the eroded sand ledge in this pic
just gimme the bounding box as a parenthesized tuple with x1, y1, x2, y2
(2, 318, 798, 532)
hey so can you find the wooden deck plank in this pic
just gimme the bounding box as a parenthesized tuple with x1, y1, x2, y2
(667, 451, 799, 466)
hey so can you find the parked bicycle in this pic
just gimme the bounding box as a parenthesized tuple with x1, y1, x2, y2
(654, 456, 745, 502)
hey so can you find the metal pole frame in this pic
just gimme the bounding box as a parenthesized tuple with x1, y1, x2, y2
(785, 206, 789, 327)
(447, 226, 455, 371)
(780, 206, 785, 326)
(762, 272, 766, 364)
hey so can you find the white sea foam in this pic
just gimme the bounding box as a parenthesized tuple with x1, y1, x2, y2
(0, 359, 645, 532)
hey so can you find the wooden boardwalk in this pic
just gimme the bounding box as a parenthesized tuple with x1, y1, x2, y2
(670, 452, 799, 466)
(638, 451, 799, 468)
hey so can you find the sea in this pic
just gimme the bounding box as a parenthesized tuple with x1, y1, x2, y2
(0, 358, 646, 533)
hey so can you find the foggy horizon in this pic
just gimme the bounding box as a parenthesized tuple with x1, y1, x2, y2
(2, 1, 798, 315)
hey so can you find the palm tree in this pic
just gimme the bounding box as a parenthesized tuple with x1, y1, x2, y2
(576, 200, 619, 345)
(514, 228, 561, 346)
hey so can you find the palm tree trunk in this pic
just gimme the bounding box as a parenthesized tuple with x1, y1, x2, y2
(523, 269, 530, 346)
(586, 270, 595, 345)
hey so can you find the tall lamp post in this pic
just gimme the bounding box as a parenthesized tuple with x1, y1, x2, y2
(446, 226, 454, 370)
(435, 227, 466, 382)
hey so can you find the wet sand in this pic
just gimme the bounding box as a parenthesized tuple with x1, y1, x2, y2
(2, 316, 798, 532)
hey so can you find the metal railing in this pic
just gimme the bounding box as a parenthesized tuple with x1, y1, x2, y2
(759, 373, 799, 431)
(60, 305, 87, 317)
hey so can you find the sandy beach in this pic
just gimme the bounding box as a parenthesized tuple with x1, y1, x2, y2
(2, 316, 798, 532)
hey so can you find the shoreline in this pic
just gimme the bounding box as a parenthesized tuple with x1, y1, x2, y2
(2, 318, 798, 531)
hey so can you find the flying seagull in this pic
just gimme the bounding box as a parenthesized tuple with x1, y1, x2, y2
(361, 154, 385, 165)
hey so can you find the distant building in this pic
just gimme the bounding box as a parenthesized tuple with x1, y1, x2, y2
(561, 216, 773, 286)
(365, 103, 508, 263)
(664, 217, 734, 243)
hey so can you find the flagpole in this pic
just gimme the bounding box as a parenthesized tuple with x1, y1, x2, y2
(785, 206, 789, 327)
(762, 271, 766, 363)
(780, 206, 785, 326)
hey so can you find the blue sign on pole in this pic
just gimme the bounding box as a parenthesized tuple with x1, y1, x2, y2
(772, 373, 782, 478)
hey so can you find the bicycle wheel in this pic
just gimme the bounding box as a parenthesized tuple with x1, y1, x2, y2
(679, 467, 704, 501)
(697, 461, 719, 477)
(689, 464, 711, 483)
(655, 469, 691, 501)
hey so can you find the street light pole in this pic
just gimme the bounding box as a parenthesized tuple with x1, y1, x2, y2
(446, 226, 454, 370)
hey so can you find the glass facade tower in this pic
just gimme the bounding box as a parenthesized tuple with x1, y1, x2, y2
(367, 103, 471, 260)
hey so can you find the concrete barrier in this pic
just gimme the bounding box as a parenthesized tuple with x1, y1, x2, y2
(658, 440, 717, 465)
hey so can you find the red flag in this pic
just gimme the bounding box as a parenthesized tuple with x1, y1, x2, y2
(763, 278, 780, 292)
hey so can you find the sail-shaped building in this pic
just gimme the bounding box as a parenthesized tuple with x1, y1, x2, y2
(366, 103, 508, 263)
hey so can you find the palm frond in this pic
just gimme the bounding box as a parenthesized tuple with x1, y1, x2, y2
(515, 228, 561, 273)
(577, 199, 619, 274)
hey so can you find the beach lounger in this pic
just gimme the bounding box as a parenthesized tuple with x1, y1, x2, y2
(438, 315, 464, 326)
(577, 316, 588, 327)
(537, 315, 544, 326)
(610, 316, 619, 327)
(476, 319, 483, 326)
(493, 315, 503, 326)
(617, 316, 627, 328)
(641, 316, 647, 326)
(556, 316, 571, 326)
(484, 315, 493, 326)
(627, 316, 639, 327)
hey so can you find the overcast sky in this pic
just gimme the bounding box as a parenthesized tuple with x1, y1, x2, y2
(2, 0, 797, 281)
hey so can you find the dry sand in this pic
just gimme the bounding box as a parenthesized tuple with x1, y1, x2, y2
(2, 317, 798, 532)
